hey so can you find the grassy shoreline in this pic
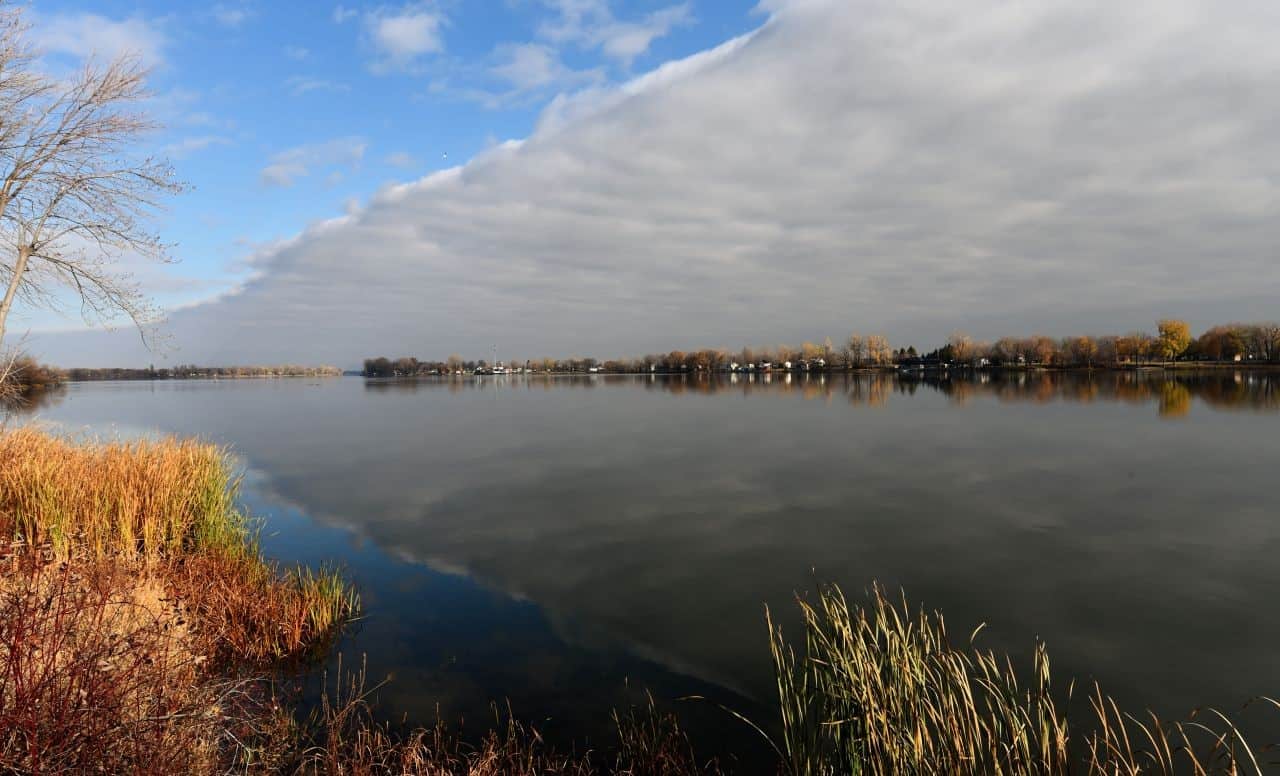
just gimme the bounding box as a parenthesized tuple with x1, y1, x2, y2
(0, 427, 360, 771)
(0, 426, 1274, 773)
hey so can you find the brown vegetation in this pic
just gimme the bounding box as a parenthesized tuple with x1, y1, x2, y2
(0, 427, 357, 773)
(0, 353, 63, 406)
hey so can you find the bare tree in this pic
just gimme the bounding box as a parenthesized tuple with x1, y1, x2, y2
(0, 8, 182, 349)
(947, 331, 974, 365)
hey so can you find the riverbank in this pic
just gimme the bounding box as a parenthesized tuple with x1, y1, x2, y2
(0, 427, 713, 774)
(0, 428, 359, 772)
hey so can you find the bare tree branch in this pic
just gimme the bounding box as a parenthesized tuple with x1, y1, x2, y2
(0, 5, 183, 348)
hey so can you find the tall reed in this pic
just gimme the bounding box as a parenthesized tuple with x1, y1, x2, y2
(767, 584, 1277, 775)
(0, 426, 358, 661)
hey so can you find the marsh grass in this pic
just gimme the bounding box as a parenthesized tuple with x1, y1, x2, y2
(766, 584, 1278, 775)
(285, 661, 720, 775)
(0, 426, 359, 661)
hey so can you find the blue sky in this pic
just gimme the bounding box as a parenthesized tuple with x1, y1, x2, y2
(20, 0, 762, 330)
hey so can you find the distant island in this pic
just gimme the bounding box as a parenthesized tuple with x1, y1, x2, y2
(363, 319, 1280, 377)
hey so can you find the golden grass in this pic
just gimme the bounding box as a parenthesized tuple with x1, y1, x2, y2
(767, 584, 1278, 775)
(0, 426, 358, 662)
(1, 426, 246, 560)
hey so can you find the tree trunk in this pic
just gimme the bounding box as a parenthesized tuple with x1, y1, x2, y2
(0, 246, 31, 346)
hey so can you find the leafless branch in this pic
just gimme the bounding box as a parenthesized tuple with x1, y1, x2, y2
(0, 5, 184, 348)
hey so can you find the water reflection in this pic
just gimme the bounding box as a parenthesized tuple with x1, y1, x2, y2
(363, 369, 1280, 416)
(0, 384, 67, 418)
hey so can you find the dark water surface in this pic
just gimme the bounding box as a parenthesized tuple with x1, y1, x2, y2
(21, 371, 1280, 768)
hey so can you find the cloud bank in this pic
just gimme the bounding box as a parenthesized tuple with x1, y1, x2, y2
(33, 0, 1280, 366)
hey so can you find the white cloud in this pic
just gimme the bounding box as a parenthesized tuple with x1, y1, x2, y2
(32, 0, 1280, 367)
(385, 151, 418, 168)
(34, 12, 167, 66)
(211, 3, 254, 27)
(333, 5, 359, 24)
(260, 137, 366, 188)
(538, 0, 691, 65)
(284, 45, 311, 61)
(162, 135, 233, 158)
(285, 76, 351, 96)
(491, 43, 562, 90)
(364, 3, 445, 73)
(491, 42, 583, 91)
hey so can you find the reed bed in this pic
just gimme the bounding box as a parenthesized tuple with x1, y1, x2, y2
(286, 665, 719, 776)
(767, 584, 1278, 775)
(0, 426, 358, 661)
(1, 426, 249, 561)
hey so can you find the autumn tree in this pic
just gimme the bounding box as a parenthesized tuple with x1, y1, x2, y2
(846, 333, 866, 367)
(0, 10, 182, 352)
(1031, 336, 1058, 366)
(1196, 325, 1246, 362)
(1246, 323, 1280, 363)
(1069, 335, 1098, 368)
(1156, 319, 1192, 362)
(993, 337, 1020, 365)
(865, 335, 892, 366)
(948, 331, 974, 365)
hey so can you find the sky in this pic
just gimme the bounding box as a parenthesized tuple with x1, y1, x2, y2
(15, 0, 1280, 367)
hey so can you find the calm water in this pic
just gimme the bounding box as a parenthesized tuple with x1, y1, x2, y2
(18, 370, 1280, 768)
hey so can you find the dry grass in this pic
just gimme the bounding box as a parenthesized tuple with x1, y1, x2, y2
(0, 425, 358, 773)
(767, 584, 1279, 775)
(0, 426, 359, 662)
(0, 558, 221, 773)
(1, 426, 248, 561)
(285, 663, 720, 776)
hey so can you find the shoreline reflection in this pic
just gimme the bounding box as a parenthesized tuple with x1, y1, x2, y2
(362, 369, 1280, 416)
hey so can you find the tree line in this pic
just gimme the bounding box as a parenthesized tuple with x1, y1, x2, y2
(63, 365, 343, 381)
(365, 320, 1280, 377)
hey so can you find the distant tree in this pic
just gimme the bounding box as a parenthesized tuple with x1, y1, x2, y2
(1156, 319, 1192, 362)
(1196, 325, 1246, 362)
(948, 331, 974, 365)
(865, 335, 892, 366)
(1032, 336, 1058, 366)
(845, 334, 866, 367)
(1245, 323, 1280, 363)
(992, 337, 1019, 365)
(1070, 336, 1098, 368)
